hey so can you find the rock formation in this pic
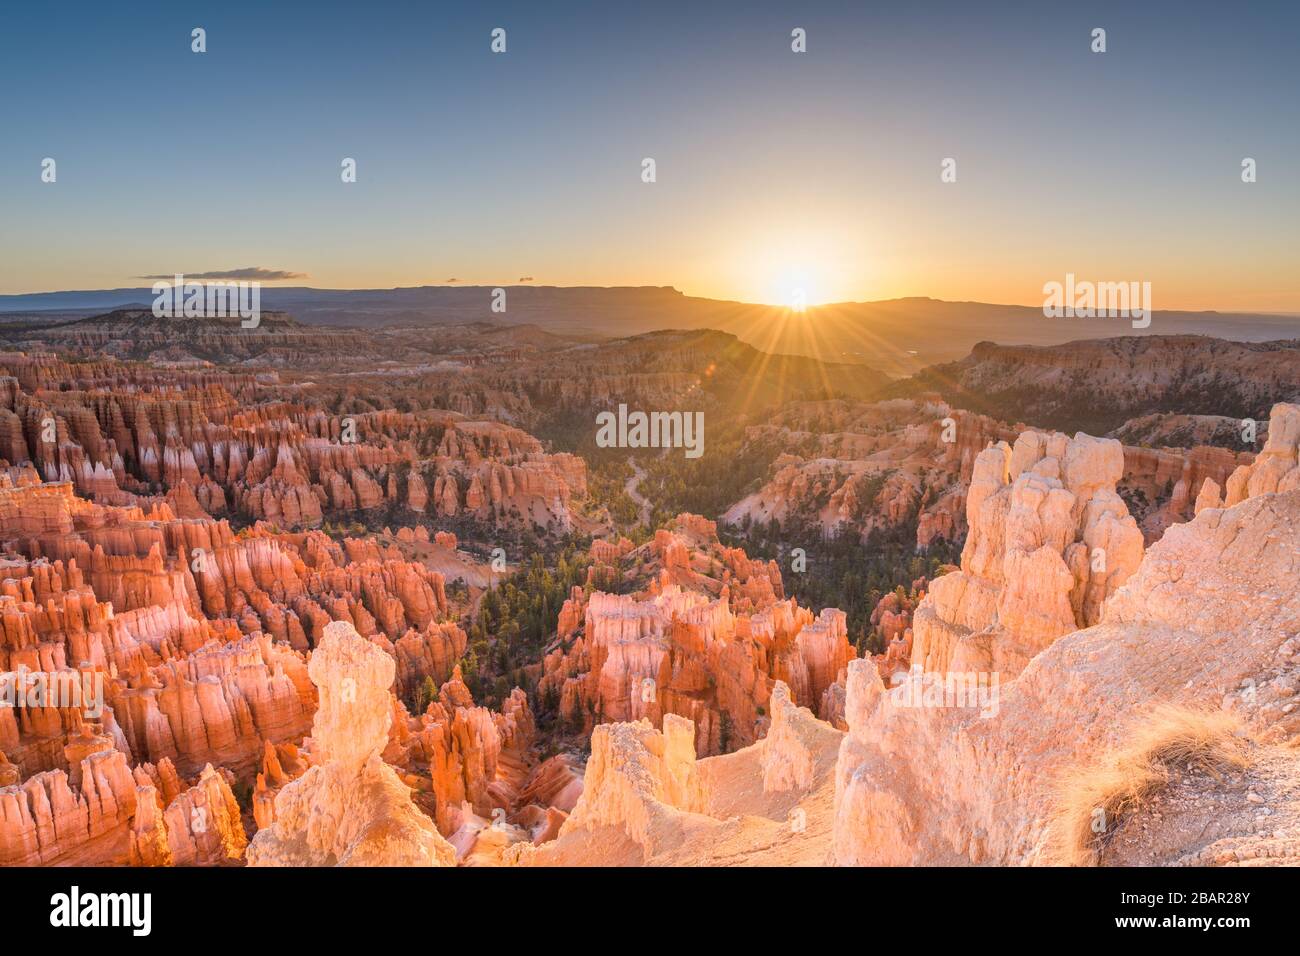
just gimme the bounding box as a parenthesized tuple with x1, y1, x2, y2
(1108, 411, 1266, 450)
(722, 399, 1020, 549)
(917, 335, 1300, 435)
(508, 680, 843, 866)
(1195, 403, 1300, 514)
(0, 748, 138, 865)
(388, 665, 538, 839)
(1120, 442, 1253, 541)
(0, 350, 588, 533)
(539, 515, 853, 756)
(834, 484, 1300, 865)
(910, 429, 1144, 679)
(247, 620, 457, 867)
(130, 762, 248, 866)
(5, 317, 1299, 872)
(0, 746, 248, 866)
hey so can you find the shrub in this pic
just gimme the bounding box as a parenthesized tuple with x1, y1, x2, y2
(1047, 704, 1250, 866)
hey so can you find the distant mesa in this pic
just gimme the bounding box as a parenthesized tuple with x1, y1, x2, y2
(135, 268, 308, 282)
(2, 287, 1293, 377)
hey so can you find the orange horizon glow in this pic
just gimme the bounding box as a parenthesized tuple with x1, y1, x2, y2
(6, 230, 1300, 315)
(8, 271, 1300, 316)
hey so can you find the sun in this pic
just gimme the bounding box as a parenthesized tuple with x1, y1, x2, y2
(744, 260, 825, 310)
(777, 263, 816, 312)
(725, 226, 863, 309)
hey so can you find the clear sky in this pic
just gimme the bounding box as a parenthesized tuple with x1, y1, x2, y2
(2, 0, 1297, 310)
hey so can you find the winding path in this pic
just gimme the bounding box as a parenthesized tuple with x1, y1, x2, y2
(625, 456, 653, 528)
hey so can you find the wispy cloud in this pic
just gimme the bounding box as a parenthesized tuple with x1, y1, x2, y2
(136, 267, 307, 281)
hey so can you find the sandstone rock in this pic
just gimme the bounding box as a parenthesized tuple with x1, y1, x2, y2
(526, 714, 706, 862)
(509, 681, 844, 867)
(538, 515, 845, 757)
(0, 353, 588, 533)
(834, 487, 1300, 865)
(1217, 404, 1300, 509)
(0, 748, 137, 865)
(130, 763, 247, 866)
(246, 620, 456, 866)
(931, 337, 1300, 434)
(911, 429, 1144, 680)
(721, 399, 1020, 549)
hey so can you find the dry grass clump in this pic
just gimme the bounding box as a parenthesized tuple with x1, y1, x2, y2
(1047, 703, 1251, 866)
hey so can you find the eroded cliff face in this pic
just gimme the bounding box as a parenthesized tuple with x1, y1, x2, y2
(0, 467, 512, 864)
(0, 743, 247, 867)
(4, 327, 1297, 871)
(0, 350, 587, 533)
(0, 347, 588, 868)
(247, 621, 457, 867)
(1108, 411, 1267, 450)
(834, 485, 1300, 865)
(388, 666, 541, 841)
(862, 579, 930, 689)
(508, 681, 843, 866)
(1194, 403, 1300, 515)
(1119, 443, 1253, 542)
(514, 406, 1300, 869)
(538, 515, 854, 757)
(130, 761, 248, 867)
(720, 395, 1247, 552)
(722, 399, 1020, 549)
(920, 335, 1300, 434)
(0, 473, 475, 778)
(910, 429, 1145, 680)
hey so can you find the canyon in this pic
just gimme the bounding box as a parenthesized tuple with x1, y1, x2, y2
(904, 335, 1300, 436)
(2, 311, 1298, 869)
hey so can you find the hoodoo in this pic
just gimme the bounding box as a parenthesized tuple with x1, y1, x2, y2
(247, 620, 457, 867)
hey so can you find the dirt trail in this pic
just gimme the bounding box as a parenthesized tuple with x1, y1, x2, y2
(625, 456, 653, 527)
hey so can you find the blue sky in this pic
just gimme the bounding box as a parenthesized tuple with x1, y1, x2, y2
(2, 0, 1297, 309)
